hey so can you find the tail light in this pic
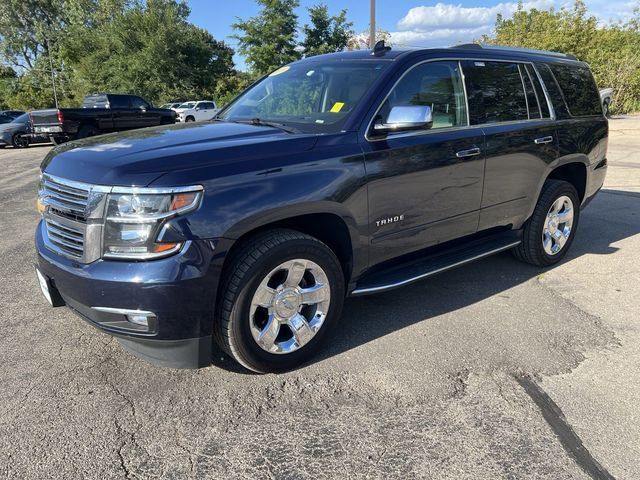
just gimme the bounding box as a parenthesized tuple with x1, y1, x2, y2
(57, 110, 64, 124)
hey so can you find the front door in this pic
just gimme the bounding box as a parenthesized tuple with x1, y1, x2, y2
(362, 60, 486, 265)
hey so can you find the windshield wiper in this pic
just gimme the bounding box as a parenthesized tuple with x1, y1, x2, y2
(231, 118, 300, 134)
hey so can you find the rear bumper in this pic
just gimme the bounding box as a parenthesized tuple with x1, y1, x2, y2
(583, 159, 608, 208)
(35, 220, 220, 368)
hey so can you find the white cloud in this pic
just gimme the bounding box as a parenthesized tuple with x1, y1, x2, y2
(389, 0, 555, 47)
(397, 0, 554, 31)
(388, 0, 639, 48)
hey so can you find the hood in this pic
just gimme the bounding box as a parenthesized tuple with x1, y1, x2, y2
(41, 121, 318, 186)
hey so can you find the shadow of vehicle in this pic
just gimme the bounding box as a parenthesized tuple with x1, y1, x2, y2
(209, 188, 640, 373)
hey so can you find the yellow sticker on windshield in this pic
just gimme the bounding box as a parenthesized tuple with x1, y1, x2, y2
(330, 102, 345, 113)
(269, 66, 290, 76)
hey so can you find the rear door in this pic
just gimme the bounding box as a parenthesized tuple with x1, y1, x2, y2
(109, 94, 136, 130)
(196, 102, 217, 121)
(362, 60, 486, 265)
(460, 60, 559, 230)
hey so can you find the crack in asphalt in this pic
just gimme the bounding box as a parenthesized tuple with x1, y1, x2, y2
(517, 375, 616, 480)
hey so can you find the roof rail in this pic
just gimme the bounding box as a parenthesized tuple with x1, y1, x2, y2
(451, 43, 577, 61)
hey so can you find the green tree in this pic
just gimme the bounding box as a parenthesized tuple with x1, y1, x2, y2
(482, 0, 640, 113)
(0, 65, 17, 109)
(0, 0, 240, 109)
(214, 71, 254, 106)
(63, 0, 235, 104)
(301, 4, 353, 57)
(232, 0, 301, 76)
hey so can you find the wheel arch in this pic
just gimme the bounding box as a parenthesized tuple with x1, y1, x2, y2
(521, 156, 588, 229)
(545, 160, 587, 203)
(220, 205, 361, 288)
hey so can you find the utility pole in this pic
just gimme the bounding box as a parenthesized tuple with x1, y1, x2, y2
(45, 37, 59, 109)
(369, 0, 376, 49)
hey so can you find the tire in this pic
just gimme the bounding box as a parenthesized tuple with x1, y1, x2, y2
(77, 125, 99, 139)
(214, 229, 345, 373)
(512, 179, 580, 267)
(185, 116, 195, 123)
(12, 133, 28, 148)
(50, 135, 68, 145)
(602, 100, 610, 117)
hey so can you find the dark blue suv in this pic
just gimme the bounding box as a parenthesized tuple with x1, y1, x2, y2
(35, 44, 608, 372)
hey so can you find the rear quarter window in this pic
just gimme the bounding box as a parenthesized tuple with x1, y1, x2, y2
(547, 63, 601, 117)
(82, 95, 109, 108)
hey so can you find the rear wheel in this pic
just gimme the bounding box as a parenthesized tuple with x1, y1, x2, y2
(50, 135, 68, 145)
(77, 125, 99, 139)
(513, 179, 580, 266)
(214, 229, 345, 373)
(12, 133, 28, 148)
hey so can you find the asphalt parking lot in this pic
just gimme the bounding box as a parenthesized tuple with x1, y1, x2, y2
(1, 117, 639, 479)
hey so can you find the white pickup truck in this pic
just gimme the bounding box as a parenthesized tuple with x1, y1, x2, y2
(599, 88, 613, 116)
(175, 100, 219, 122)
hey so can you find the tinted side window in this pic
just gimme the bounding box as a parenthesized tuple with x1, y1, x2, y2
(548, 63, 601, 117)
(462, 61, 528, 124)
(109, 95, 129, 109)
(535, 63, 569, 119)
(82, 95, 109, 108)
(379, 60, 467, 130)
(525, 64, 550, 118)
(519, 65, 541, 119)
(130, 96, 149, 109)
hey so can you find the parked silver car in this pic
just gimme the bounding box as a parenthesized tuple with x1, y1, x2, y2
(0, 113, 49, 148)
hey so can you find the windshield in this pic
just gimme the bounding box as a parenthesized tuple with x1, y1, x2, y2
(178, 102, 196, 109)
(219, 60, 390, 134)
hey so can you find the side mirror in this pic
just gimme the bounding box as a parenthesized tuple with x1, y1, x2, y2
(373, 105, 433, 135)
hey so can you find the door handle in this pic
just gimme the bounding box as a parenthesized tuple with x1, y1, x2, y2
(534, 136, 553, 145)
(456, 147, 481, 158)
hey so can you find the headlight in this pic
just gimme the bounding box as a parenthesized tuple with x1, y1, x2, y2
(103, 186, 203, 260)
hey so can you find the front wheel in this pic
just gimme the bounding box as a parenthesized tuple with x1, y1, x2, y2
(214, 229, 345, 373)
(513, 179, 580, 267)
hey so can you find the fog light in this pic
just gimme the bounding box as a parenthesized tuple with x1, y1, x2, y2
(126, 314, 150, 327)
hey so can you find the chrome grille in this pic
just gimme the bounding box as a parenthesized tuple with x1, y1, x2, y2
(40, 174, 107, 262)
(44, 218, 84, 258)
(42, 176, 90, 221)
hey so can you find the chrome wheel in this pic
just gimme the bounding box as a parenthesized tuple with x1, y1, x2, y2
(249, 259, 331, 354)
(542, 195, 574, 255)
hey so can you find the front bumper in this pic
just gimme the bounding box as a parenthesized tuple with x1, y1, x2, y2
(36, 220, 220, 368)
(0, 131, 12, 145)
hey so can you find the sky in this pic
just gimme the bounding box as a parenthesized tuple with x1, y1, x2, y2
(187, 0, 638, 70)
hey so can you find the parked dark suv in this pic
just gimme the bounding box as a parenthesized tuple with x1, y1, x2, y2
(35, 44, 607, 372)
